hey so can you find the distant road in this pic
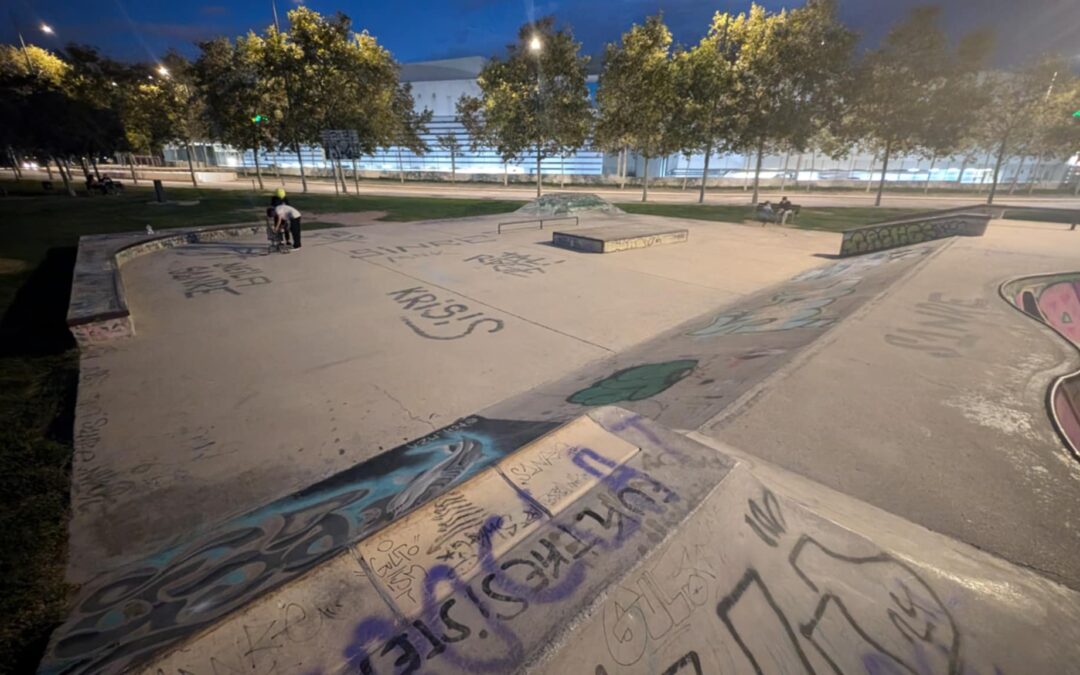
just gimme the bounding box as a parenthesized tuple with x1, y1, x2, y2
(6, 168, 1079, 209)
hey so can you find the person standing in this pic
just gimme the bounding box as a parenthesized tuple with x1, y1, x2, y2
(274, 202, 302, 249)
(270, 189, 291, 244)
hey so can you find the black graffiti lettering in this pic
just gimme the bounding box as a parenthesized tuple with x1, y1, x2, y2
(481, 573, 529, 620)
(437, 598, 472, 643)
(421, 303, 469, 320)
(389, 287, 506, 340)
(616, 486, 659, 515)
(365, 633, 421, 675)
(745, 488, 786, 547)
(411, 619, 446, 660)
(661, 651, 703, 675)
(499, 558, 550, 594)
(530, 538, 571, 580)
(717, 569, 817, 674)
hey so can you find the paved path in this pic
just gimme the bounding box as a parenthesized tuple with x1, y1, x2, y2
(9, 167, 1080, 208)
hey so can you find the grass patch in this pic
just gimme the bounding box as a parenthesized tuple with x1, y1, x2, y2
(620, 202, 923, 232)
(1002, 208, 1079, 225)
(0, 179, 523, 671)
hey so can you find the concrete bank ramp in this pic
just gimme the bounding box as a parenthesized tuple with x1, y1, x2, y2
(142, 408, 1079, 675)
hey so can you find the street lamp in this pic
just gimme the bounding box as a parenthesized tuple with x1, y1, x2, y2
(40, 23, 53, 35)
(529, 35, 542, 53)
(529, 34, 543, 196)
(157, 65, 170, 77)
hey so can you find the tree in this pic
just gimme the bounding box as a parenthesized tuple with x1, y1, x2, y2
(676, 13, 742, 203)
(387, 83, 431, 183)
(850, 6, 987, 206)
(457, 17, 591, 197)
(596, 15, 680, 202)
(437, 131, 462, 182)
(0, 43, 72, 187)
(722, 1, 855, 205)
(978, 57, 1068, 204)
(195, 36, 277, 190)
(61, 45, 133, 179)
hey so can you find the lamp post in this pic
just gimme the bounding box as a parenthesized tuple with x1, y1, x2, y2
(530, 34, 542, 197)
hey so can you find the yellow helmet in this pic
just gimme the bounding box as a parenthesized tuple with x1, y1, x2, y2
(275, 188, 286, 198)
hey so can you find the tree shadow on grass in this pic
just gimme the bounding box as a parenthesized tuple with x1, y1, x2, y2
(0, 247, 77, 358)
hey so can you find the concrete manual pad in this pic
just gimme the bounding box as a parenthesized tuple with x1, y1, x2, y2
(553, 221, 689, 253)
(139, 409, 1080, 675)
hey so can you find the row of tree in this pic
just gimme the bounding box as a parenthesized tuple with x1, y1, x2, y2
(0, 8, 429, 196)
(2, 3, 1078, 203)
(462, 2, 1079, 203)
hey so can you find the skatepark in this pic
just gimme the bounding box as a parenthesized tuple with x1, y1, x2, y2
(41, 197, 1080, 673)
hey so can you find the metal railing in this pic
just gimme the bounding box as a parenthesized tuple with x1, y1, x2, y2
(497, 215, 579, 234)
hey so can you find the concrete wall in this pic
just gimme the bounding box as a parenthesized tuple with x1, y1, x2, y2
(839, 213, 990, 257)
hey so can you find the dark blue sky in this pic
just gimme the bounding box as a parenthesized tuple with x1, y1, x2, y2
(4, 0, 1078, 67)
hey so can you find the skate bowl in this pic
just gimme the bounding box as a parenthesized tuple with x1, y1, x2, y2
(66, 223, 262, 348)
(43, 407, 1080, 674)
(1001, 271, 1080, 460)
(515, 192, 624, 216)
(838, 212, 989, 257)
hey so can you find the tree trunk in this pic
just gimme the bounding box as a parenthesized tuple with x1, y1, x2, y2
(923, 155, 936, 194)
(866, 152, 878, 193)
(45, 160, 52, 180)
(8, 147, 21, 179)
(698, 143, 712, 204)
(352, 157, 360, 193)
(331, 156, 340, 195)
(57, 157, 76, 196)
(296, 147, 308, 193)
(1027, 156, 1043, 195)
(750, 140, 765, 205)
(793, 153, 803, 188)
(535, 146, 542, 197)
(337, 157, 348, 194)
(252, 148, 265, 190)
(956, 156, 968, 188)
(184, 143, 198, 187)
(620, 146, 628, 189)
(79, 157, 91, 179)
(450, 150, 456, 183)
(560, 155, 565, 189)
(742, 153, 751, 191)
(128, 153, 139, 184)
(779, 150, 791, 192)
(641, 154, 650, 202)
(398, 147, 405, 184)
(1007, 155, 1027, 195)
(681, 157, 688, 191)
(90, 156, 102, 180)
(875, 141, 892, 206)
(806, 151, 815, 192)
(987, 135, 1008, 205)
(503, 161, 508, 187)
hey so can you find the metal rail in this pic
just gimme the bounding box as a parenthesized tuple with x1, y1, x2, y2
(497, 215, 579, 234)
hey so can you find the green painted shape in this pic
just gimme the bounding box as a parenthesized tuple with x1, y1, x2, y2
(567, 359, 699, 406)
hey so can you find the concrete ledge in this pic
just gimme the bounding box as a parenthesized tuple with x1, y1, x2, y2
(553, 223, 689, 253)
(129, 408, 1080, 675)
(66, 223, 262, 348)
(839, 212, 989, 257)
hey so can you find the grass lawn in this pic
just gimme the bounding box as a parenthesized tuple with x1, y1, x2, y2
(620, 202, 924, 232)
(0, 180, 523, 672)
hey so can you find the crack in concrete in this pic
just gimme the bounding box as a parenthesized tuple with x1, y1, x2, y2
(372, 383, 437, 431)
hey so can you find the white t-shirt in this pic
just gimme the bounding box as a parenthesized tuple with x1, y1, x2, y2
(275, 204, 301, 221)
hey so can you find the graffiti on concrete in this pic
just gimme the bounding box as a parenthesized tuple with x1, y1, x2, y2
(41, 416, 557, 675)
(387, 287, 505, 340)
(839, 215, 988, 257)
(346, 234, 496, 264)
(464, 251, 565, 277)
(885, 292, 994, 358)
(69, 315, 133, 346)
(167, 260, 272, 298)
(793, 245, 933, 282)
(567, 360, 698, 406)
(717, 487, 960, 675)
(337, 445, 688, 674)
(689, 280, 857, 337)
(1002, 272, 1080, 460)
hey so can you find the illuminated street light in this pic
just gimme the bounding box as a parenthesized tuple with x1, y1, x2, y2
(40, 23, 53, 35)
(157, 65, 170, 77)
(529, 35, 542, 53)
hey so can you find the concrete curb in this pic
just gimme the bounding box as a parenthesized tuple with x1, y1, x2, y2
(65, 223, 262, 348)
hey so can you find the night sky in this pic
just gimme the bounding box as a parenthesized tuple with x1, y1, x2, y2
(3, 0, 1078, 68)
